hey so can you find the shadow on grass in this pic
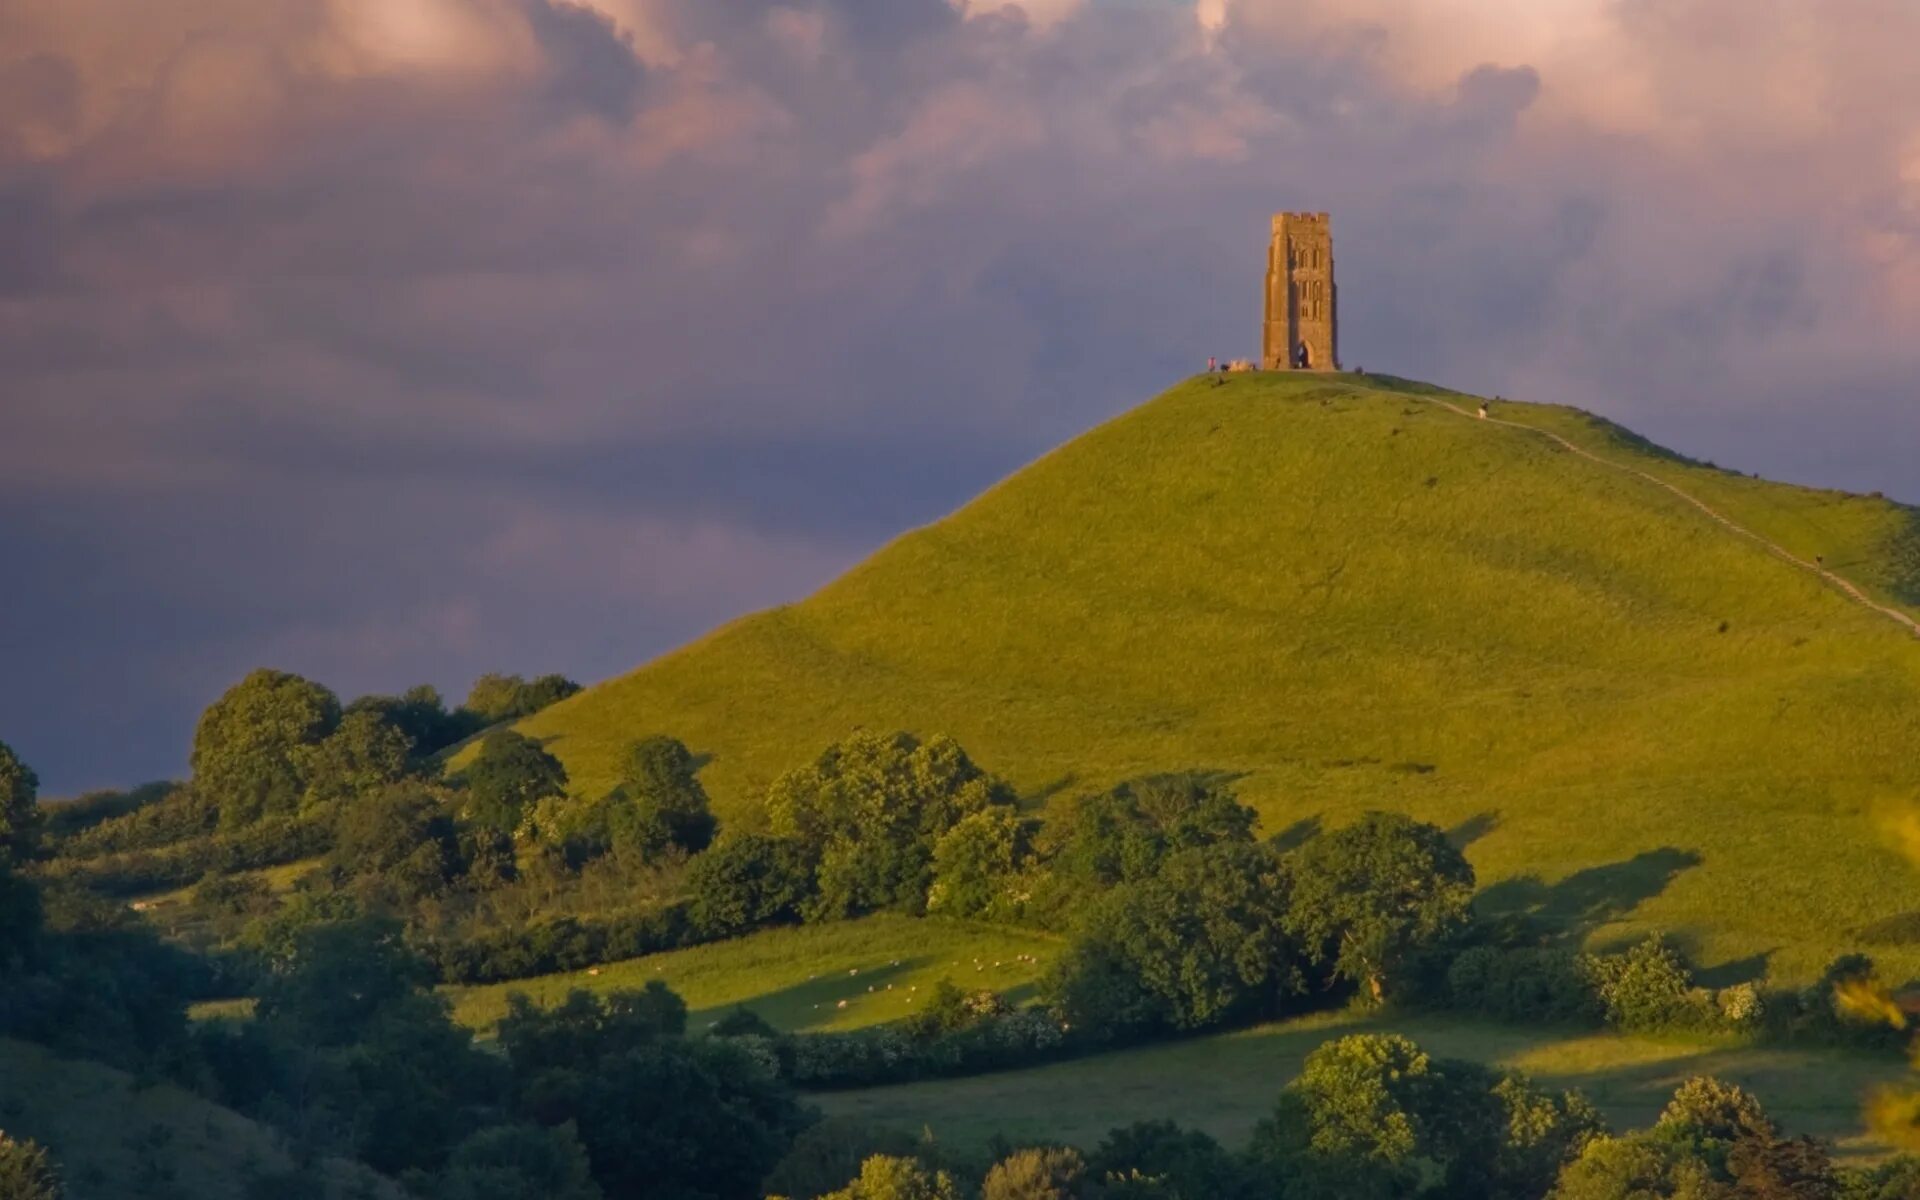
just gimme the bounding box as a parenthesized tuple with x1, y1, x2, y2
(1448, 811, 1499, 850)
(1476, 847, 1703, 944)
(1267, 816, 1322, 854)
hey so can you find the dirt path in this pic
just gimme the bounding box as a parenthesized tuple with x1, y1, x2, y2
(1417, 396, 1920, 639)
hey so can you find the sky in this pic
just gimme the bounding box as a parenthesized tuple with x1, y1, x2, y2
(4, 0, 1920, 795)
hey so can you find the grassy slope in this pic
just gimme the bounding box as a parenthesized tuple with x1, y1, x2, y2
(0, 1039, 400, 1200)
(814, 1010, 1908, 1163)
(493, 372, 1920, 983)
(444, 915, 1063, 1034)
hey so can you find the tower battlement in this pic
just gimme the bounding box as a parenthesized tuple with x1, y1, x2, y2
(1262, 212, 1338, 371)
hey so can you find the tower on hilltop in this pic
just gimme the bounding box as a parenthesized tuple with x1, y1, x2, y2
(1262, 212, 1338, 371)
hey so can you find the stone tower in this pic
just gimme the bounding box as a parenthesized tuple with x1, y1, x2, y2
(1262, 212, 1338, 371)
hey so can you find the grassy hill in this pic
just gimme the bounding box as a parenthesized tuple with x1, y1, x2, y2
(494, 372, 1920, 984)
(0, 1039, 400, 1199)
(444, 915, 1062, 1035)
(814, 1009, 1907, 1163)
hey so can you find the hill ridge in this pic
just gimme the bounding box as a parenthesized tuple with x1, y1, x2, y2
(1413, 389, 1920, 638)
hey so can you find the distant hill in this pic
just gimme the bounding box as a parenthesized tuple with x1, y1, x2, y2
(499, 372, 1920, 983)
(0, 1038, 400, 1199)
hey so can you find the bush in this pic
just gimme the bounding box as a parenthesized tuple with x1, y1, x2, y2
(1447, 946, 1601, 1025)
(982, 1147, 1085, 1200)
(419, 904, 698, 984)
(192, 669, 341, 829)
(687, 834, 813, 938)
(0, 1132, 61, 1200)
(1586, 936, 1704, 1033)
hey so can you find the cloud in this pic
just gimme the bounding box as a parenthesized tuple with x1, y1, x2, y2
(5, 0, 1920, 790)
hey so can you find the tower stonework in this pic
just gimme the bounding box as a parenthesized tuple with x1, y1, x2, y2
(1262, 212, 1338, 371)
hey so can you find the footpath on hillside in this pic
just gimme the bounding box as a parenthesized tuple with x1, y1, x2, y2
(1411, 394, 1920, 640)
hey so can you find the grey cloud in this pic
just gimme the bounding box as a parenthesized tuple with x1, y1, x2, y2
(525, 0, 647, 122)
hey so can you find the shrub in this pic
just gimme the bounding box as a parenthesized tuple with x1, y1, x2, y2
(463, 732, 567, 836)
(982, 1147, 1086, 1200)
(821, 1155, 960, 1200)
(686, 834, 813, 938)
(1447, 946, 1600, 1025)
(1586, 936, 1702, 1032)
(0, 1132, 61, 1200)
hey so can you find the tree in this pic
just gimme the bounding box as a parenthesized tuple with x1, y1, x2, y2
(463, 673, 581, 726)
(611, 736, 715, 857)
(191, 669, 341, 828)
(982, 1147, 1087, 1200)
(929, 806, 1035, 920)
(434, 1122, 603, 1200)
(497, 986, 687, 1076)
(0, 740, 41, 864)
(1045, 843, 1300, 1034)
(0, 1132, 61, 1200)
(686, 833, 813, 937)
(464, 731, 567, 836)
(1036, 775, 1255, 909)
(298, 708, 413, 811)
(331, 782, 461, 901)
(821, 1155, 960, 1200)
(349, 684, 470, 757)
(0, 864, 42, 966)
(767, 731, 1014, 920)
(762, 1120, 927, 1200)
(1547, 1135, 1718, 1200)
(1087, 1120, 1251, 1200)
(255, 915, 433, 1046)
(1284, 812, 1475, 1003)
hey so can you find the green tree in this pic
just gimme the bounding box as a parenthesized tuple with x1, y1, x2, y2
(983, 1147, 1087, 1200)
(0, 864, 43, 966)
(767, 731, 1014, 920)
(1038, 775, 1255, 893)
(686, 833, 813, 937)
(0, 1132, 61, 1200)
(434, 1122, 603, 1200)
(1045, 843, 1300, 1033)
(610, 735, 715, 857)
(497, 986, 687, 1074)
(255, 915, 432, 1046)
(462, 673, 581, 725)
(191, 669, 341, 828)
(762, 1120, 927, 1200)
(0, 740, 41, 864)
(298, 708, 413, 811)
(349, 684, 471, 757)
(1284, 812, 1475, 1003)
(331, 782, 461, 901)
(1547, 1135, 1718, 1200)
(1588, 936, 1699, 1032)
(464, 731, 567, 836)
(1087, 1120, 1251, 1200)
(821, 1155, 960, 1200)
(929, 806, 1035, 919)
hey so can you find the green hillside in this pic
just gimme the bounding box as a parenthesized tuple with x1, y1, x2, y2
(0, 1039, 400, 1199)
(500, 372, 1920, 983)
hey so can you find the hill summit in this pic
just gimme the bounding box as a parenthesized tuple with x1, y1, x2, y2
(508, 372, 1920, 981)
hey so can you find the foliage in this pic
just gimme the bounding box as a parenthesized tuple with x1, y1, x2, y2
(1447, 946, 1601, 1026)
(40, 780, 175, 842)
(981, 1147, 1086, 1200)
(0, 740, 43, 864)
(1045, 843, 1301, 1034)
(464, 732, 567, 837)
(1586, 936, 1703, 1033)
(686, 833, 813, 938)
(0, 1130, 61, 1200)
(1250, 1034, 1603, 1200)
(422, 904, 697, 985)
(1086, 1120, 1251, 1200)
(347, 684, 473, 759)
(255, 916, 433, 1046)
(1283, 812, 1475, 1003)
(929, 807, 1037, 921)
(761, 1119, 928, 1200)
(431, 1122, 602, 1200)
(496, 985, 687, 1071)
(767, 732, 1015, 921)
(330, 782, 463, 902)
(297, 709, 414, 812)
(463, 674, 581, 726)
(614, 735, 716, 856)
(1039, 775, 1256, 894)
(192, 669, 342, 828)
(820, 1155, 961, 1200)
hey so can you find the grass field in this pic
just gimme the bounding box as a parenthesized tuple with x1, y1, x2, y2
(0, 1038, 400, 1199)
(466, 371, 1920, 986)
(814, 1009, 1910, 1163)
(443, 915, 1065, 1034)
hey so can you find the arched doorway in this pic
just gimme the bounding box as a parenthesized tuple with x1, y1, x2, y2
(1294, 342, 1312, 369)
